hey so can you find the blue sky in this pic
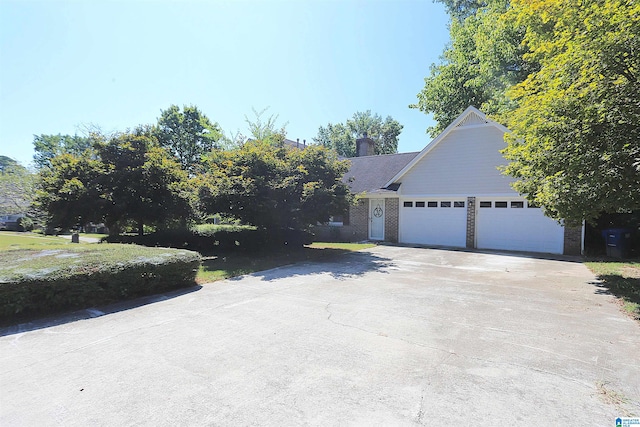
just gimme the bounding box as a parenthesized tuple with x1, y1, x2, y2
(0, 0, 450, 167)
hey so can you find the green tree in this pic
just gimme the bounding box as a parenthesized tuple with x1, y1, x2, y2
(314, 111, 403, 156)
(32, 134, 97, 169)
(502, 0, 640, 224)
(35, 154, 106, 230)
(0, 155, 19, 173)
(438, 0, 489, 21)
(244, 107, 288, 146)
(411, 0, 531, 136)
(155, 105, 224, 173)
(197, 141, 351, 232)
(0, 158, 36, 215)
(98, 130, 192, 235)
(35, 129, 191, 235)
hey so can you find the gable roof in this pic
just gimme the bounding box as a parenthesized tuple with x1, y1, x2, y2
(282, 138, 307, 149)
(343, 152, 419, 194)
(384, 106, 510, 187)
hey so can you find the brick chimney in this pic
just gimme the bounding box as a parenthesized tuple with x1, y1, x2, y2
(356, 133, 375, 157)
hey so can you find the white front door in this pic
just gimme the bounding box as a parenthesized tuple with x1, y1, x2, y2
(369, 199, 385, 240)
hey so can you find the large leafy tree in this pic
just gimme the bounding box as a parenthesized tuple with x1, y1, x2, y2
(32, 134, 97, 170)
(411, 0, 531, 136)
(155, 105, 224, 173)
(244, 107, 288, 146)
(314, 111, 403, 157)
(502, 0, 640, 224)
(35, 153, 106, 230)
(438, 0, 489, 21)
(197, 141, 351, 232)
(0, 158, 36, 215)
(35, 129, 191, 234)
(97, 130, 192, 235)
(0, 155, 19, 173)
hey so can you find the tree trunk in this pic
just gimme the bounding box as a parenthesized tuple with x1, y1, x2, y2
(138, 219, 144, 236)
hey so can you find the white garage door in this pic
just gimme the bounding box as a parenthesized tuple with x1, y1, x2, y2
(476, 199, 564, 254)
(399, 199, 467, 247)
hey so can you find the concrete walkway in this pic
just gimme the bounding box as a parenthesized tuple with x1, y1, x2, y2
(1, 246, 639, 425)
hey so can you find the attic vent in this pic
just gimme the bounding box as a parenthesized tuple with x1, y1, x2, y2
(456, 112, 489, 127)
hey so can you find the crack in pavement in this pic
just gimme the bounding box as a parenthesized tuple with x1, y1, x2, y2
(324, 303, 600, 392)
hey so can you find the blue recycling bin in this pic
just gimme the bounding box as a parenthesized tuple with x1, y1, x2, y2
(601, 228, 633, 258)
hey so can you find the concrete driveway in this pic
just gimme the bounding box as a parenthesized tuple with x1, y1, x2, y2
(1, 246, 639, 425)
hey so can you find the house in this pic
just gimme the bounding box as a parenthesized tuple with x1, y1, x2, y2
(0, 213, 26, 231)
(315, 106, 583, 255)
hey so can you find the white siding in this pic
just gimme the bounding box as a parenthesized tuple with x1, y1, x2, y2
(399, 126, 516, 195)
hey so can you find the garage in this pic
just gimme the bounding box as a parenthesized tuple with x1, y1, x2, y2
(475, 199, 565, 254)
(399, 199, 467, 247)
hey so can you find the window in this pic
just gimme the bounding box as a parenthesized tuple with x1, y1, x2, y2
(415, 201, 425, 207)
(440, 201, 451, 208)
(511, 201, 524, 208)
(454, 201, 465, 208)
(403, 201, 413, 207)
(427, 201, 438, 207)
(495, 201, 508, 208)
(480, 201, 492, 208)
(528, 201, 539, 208)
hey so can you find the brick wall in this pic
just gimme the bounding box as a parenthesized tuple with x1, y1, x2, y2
(385, 198, 399, 243)
(312, 200, 369, 242)
(466, 196, 476, 248)
(563, 225, 582, 255)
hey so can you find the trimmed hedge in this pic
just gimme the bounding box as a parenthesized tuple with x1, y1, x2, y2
(0, 245, 201, 325)
(106, 227, 314, 254)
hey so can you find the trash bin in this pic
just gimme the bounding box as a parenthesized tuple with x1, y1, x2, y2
(601, 228, 633, 258)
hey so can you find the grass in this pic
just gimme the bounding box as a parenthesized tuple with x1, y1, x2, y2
(2, 232, 376, 285)
(0, 244, 197, 281)
(585, 260, 640, 321)
(1, 243, 200, 325)
(0, 232, 74, 250)
(197, 242, 376, 284)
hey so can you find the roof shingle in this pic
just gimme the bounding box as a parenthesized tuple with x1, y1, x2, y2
(342, 152, 419, 194)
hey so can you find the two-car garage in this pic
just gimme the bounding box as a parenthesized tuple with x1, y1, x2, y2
(399, 197, 566, 254)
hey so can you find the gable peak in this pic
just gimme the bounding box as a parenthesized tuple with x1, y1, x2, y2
(456, 110, 489, 128)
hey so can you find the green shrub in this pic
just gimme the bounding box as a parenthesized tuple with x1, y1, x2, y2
(17, 217, 34, 232)
(106, 227, 313, 254)
(191, 223, 256, 235)
(0, 245, 201, 324)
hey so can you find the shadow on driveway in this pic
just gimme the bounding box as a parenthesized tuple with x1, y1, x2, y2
(232, 249, 395, 282)
(0, 285, 202, 337)
(1, 250, 396, 336)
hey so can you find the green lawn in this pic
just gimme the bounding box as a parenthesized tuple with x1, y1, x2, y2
(585, 260, 640, 321)
(0, 232, 75, 250)
(1, 232, 375, 285)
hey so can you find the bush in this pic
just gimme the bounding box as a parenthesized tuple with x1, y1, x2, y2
(0, 245, 201, 324)
(17, 216, 34, 232)
(105, 227, 314, 254)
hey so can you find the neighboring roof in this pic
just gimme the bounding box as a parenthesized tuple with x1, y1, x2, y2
(282, 138, 307, 149)
(343, 152, 420, 194)
(384, 106, 510, 187)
